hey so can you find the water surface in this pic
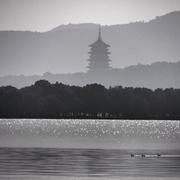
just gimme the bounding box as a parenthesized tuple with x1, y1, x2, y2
(0, 119, 180, 179)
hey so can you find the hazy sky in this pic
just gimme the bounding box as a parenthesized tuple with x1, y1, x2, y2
(0, 0, 180, 31)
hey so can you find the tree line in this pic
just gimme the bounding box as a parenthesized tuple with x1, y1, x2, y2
(0, 80, 180, 119)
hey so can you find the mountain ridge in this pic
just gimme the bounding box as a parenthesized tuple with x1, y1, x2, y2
(0, 61, 179, 89)
(0, 11, 180, 75)
(0, 11, 180, 89)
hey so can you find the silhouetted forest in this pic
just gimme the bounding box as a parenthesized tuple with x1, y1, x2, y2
(0, 80, 180, 119)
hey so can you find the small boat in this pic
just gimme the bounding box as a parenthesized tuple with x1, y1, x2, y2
(141, 154, 145, 158)
(130, 154, 135, 157)
(157, 153, 161, 157)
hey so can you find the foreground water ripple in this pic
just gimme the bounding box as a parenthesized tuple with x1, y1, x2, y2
(0, 119, 180, 179)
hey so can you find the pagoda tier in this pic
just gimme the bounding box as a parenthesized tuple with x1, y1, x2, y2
(87, 27, 111, 72)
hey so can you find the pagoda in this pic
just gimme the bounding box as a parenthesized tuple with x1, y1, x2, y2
(87, 27, 111, 73)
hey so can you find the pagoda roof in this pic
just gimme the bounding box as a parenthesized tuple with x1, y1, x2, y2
(89, 27, 110, 47)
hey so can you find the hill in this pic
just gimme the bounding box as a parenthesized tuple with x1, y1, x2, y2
(0, 11, 180, 76)
(0, 61, 179, 89)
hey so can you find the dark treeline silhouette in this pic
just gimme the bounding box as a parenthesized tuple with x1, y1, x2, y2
(0, 80, 180, 119)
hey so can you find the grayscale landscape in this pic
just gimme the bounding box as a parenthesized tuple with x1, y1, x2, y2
(0, 11, 180, 88)
(0, 61, 179, 89)
(0, 0, 180, 180)
(0, 11, 180, 76)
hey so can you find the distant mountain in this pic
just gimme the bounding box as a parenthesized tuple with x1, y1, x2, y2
(0, 11, 180, 76)
(0, 61, 179, 89)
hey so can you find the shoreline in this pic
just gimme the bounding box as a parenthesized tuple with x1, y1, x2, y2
(0, 117, 180, 120)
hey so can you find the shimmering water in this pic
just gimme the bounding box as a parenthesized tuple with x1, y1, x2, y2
(0, 119, 180, 179)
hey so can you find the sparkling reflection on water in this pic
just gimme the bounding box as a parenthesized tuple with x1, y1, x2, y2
(0, 119, 180, 149)
(0, 119, 180, 179)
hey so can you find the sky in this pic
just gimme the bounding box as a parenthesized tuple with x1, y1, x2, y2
(0, 0, 180, 31)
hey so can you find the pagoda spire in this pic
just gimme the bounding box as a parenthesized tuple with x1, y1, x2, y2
(98, 25, 102, 40)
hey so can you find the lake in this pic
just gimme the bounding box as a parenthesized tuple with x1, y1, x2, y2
(0, 119, 180, 180)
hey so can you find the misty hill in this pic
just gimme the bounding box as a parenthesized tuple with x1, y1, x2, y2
(0, 80, 180, 119)
(0, 11, 180, 76)
(0, 61, 180, 89)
